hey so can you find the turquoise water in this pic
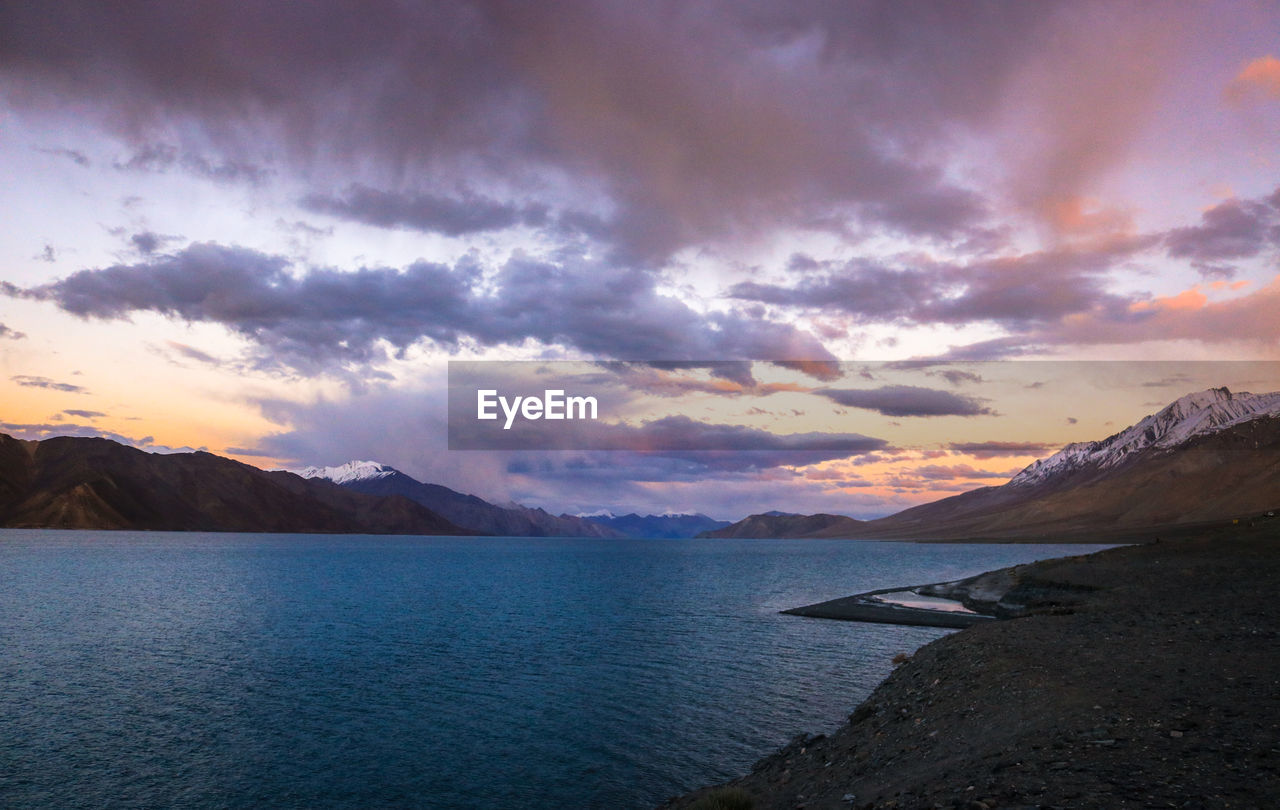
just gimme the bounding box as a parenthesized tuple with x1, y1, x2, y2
(0, 531, 1103, 808)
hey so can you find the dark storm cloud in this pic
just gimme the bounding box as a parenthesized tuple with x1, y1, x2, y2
(729, 261, 934, 319)
(10, 243, 833, 374)
(471, 254, 835, 362)
(11, 374, 86, 393)
(13, 243, 476, 373)
(0, 1, 1089, 258)
(730, 241, 1152, 336)
(948, 440, 1053, 459)
(1164, 195, 1280, 263)
(301, 185, 549, 237)
(815, 385, 993, 417)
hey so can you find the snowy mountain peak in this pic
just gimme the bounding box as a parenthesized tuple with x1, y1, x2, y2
(289, 459, 399, 485)
(1009, 387, 1280, 487)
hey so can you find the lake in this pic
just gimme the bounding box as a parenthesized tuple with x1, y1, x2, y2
(0, 531, 1106, 808)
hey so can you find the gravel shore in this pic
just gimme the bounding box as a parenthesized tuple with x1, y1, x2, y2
(662, 519, 1280, 809)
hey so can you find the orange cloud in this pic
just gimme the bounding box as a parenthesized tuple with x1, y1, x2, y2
(1043, 195, 1135, 240)
(1050, 274, 1280, 347)
(1210, 279, 1252, 291)
(1226, 55, 1280, 103)
(1129, 286, 1208, 314)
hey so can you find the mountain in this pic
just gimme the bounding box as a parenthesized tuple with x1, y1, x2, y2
(292, 462, 623, 538)
(763, 387, 1280, 541)
(583, 512, 731, 538)
(698, 512, 864, 539)
(0, 434, 468, 534)
(850, 388, 1280, 540)
(1008, 387, 1280, 488)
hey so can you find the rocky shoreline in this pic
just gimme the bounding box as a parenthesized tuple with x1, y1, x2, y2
(662, 519, 1280, 809)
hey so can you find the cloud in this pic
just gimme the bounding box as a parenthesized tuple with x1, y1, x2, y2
(0, 323, 26, 340)
(1032, 275, 1280, 348)
(454, 411, 888, 458)
(61, 409, 105, 419)
(10, 242, 833, 375)
(0, 421, 202, 453)
(11, 243, 476, 374)
(223, 446, 280, 458)
(1226, 55, 1280, 103)
(1141, 373, 1195, 388)
(302, 185, 549, 237)
(815, 385, 993, 417)
(164, 340, 220, 365)
(908, 463, 1018, 481)
(0, 1, 1100, 260)
(730, 245, 1145, 332)
(114, 143, 269, 185)
(998, 6, 1179, 230)
(11, 375, 87, 393)
(35, 146, 90, 167)
(948, 440, 1054, 459)
(130, 231, 181, 255)
(932, 369, 985, 387)
(1164, 196, 1279, 264)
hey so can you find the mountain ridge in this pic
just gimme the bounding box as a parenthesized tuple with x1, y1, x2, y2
(0, 434, 469, 534)
(706, 387, 1280, 540)
(582, 511, 731, 538)
(1010, 387, 1280, 487)
(292, 463, 623, 538)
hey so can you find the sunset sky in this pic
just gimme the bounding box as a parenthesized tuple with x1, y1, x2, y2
(2, 2, 1280, 519)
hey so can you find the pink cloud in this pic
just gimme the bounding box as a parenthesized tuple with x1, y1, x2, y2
(1226, 55, 1280, 103)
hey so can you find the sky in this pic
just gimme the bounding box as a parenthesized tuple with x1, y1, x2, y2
(2, 1, 1279, 520)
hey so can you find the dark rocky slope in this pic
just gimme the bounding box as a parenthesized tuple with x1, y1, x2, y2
(663, 518, 1280, 809)
(0, 433, 467, 534)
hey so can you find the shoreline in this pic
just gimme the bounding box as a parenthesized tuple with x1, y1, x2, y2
(781, 583, 994, 629)
(662, 519, 1280, 809)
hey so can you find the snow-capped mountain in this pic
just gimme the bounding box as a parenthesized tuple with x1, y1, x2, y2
(288, 460, 623, 538)
(288, 460, 398, 485)
(1010, 387, 1280, 487)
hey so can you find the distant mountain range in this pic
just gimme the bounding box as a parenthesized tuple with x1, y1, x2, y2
(702, 387, 1280, 540)
(701, 512, 862, 539)
(289, 462, 730, 538)
(6, 386, 1278, 539)
(290, 461, 623, 538)
(579, 512, 730, 538)
(0, 435, 466, 534)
